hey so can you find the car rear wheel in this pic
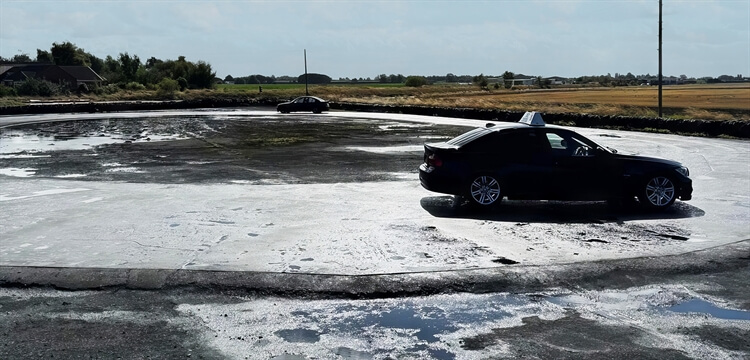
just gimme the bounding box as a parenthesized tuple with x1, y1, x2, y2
(468, 175, 502, 207)
(639, 175, 676, 209)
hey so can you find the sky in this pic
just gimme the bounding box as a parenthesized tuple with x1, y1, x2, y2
(1, 0, 748, 79)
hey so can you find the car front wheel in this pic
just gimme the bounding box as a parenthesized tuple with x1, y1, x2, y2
(468, 175, 502, 207)
(639, 175, 676, 209)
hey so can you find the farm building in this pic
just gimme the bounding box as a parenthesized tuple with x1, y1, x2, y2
(0, 63, 106, 90)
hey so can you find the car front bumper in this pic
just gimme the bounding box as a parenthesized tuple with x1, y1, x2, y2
(676, 177, 693, 201)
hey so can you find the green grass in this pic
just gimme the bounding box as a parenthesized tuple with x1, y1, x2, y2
(217, 83, 405, 91)
(218, 83, 303, 90)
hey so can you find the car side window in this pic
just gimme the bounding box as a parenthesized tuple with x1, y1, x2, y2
(544, 131, 594, 157)
(500, 131, 542, 153)
(545, 133, 567, 150)
(464, 131, 538, 153)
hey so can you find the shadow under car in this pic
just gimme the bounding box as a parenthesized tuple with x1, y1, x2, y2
(419, 196, 705, 224)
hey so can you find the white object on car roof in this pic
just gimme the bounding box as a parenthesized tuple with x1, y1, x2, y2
(519, 111, 545, 126)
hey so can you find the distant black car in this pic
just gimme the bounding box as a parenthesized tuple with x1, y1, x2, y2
(277, 96, 329, 113)
(419, 112, 692, 210)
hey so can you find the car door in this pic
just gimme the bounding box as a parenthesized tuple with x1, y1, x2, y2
(466, 129, 547, 198)
(541, 130, 611, 200)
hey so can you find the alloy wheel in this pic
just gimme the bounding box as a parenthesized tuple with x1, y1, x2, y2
(470, 176, 501, 206)
(644, 176, 676, 207)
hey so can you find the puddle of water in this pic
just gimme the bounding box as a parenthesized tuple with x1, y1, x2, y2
(274, 329, 320, 343)
(0, 131, 183, 154)
(668, 299, 750, 320)
(334, 347, 373, 359)
(371, 308, 451, 342)
(345, 145, 423, 154)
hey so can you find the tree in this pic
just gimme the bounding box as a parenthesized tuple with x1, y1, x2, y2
(36, 49, 53, 63)
(100, 55, 123, 83)
(145, 57, 162, 69)
(387, 74, 405, 83)
(11, 53, 32, 62)
(377, 74, 388, 83)
(188, 61, 216, 88)
(88, 55, 104, 73)
(297, 73, 331, 84)
(118, 52, 141, 83)
(404, 76, 428, 87)
(224, 75, 234, 82)
(472, 73, 488, 89)
(50, 41, 90, 66)
(446, 73, 458, 83)
(502, 71, 514, 88)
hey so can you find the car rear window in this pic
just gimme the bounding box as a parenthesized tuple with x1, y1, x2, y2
(446, 128, 490, 147)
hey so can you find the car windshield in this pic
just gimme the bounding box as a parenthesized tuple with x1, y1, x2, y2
(581, 134, 616, 154)
(446, 128, 490, 147)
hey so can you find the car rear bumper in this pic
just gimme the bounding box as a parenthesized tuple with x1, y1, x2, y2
(419, 164, 463, 195)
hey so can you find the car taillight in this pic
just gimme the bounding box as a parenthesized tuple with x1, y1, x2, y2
(427, 154, 442, 167)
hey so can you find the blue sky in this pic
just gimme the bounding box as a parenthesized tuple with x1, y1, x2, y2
(1, 0, 748, 79)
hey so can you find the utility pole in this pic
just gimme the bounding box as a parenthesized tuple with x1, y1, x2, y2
(304, 49, 309, 96)
(658, 0, 663, 118)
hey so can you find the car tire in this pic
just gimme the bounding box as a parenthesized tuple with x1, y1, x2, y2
(638, 175, 677, 209)
(313, 109, 322, 114)
(468, 175, 502, 207)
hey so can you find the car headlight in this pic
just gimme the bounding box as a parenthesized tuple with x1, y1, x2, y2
(675, 166, 689, 177)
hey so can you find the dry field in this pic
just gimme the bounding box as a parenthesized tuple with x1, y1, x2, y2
(326, 83, 750, 121)
(3, 83, 748, 121)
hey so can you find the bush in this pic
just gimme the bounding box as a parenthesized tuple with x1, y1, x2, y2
(156, 78, 179, 98)
(124, 81, 146, 91)
(16, 78, 68, 96)
(93, 84, 121, 95)
(0, 85, 17, 97)
(176, 77, 188, 91)
(405, 76, 428, 87)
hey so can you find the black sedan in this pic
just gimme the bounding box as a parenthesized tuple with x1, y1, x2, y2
(419, 112, 692, 210)
(277, 96, 330, 113)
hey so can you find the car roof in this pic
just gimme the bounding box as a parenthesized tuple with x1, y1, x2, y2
(484, 121, 566, 133)
(296, 96, 326, 101)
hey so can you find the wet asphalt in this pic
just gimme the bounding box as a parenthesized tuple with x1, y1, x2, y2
(0, 108, 748, 359)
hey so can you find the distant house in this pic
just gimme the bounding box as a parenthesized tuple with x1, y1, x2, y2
(0, 64, 106, 90)
(545, 76, 570, 85)
(505, 78, 535, 87)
